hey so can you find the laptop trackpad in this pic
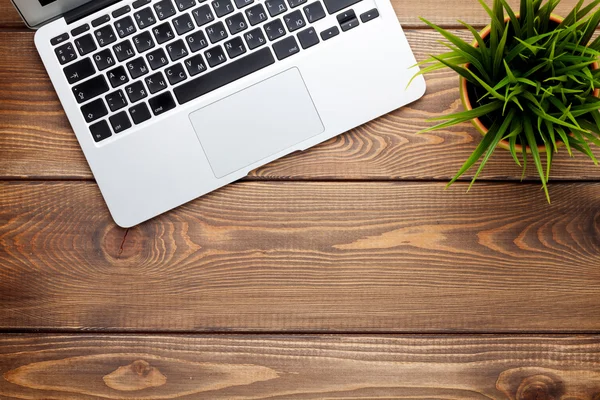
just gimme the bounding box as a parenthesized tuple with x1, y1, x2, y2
(189, 68, 325, 178)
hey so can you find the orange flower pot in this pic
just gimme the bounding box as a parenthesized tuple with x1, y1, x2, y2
(459, 14, 600, 153)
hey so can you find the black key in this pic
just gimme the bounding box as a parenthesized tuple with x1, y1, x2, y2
(129, 103, 152, 124)
(264, 19, 286, 41)
(340, 17, 358, 31)
(173, 13, 195, 35)
(73, 76, 109, 104)
(166, 39, 189, 61)
(153, 22, 176, 44)
(224, 36, 246, 58)
(113, 40, 136, 62)
(64, 58, 96, 84)
(107, 66, 130, 88)
(265, 0, 287, 16)
(192, 5, 215, 27)
(272, 36, 300, 60)
(147, 48, 169, 69)
(212, 0, 235, 17)
(297, 27, 318, 49)
(206, 21, 228, 43)
(320, 26, 339, 40)
(95, 25, 117, 47)
(234, 0, 254, 8)
(289, 0, 307, 7)
(360, 8, 379, 22)
(186, 31, 209, 52)
(133, 0, 152, 9)
(323, 0, 359, 14)
(303, 2, 326, 23)
(205, 45, 227, 67)
(134, 7, 157, 29)
(106, 67, 129, 88)
(154, 0, 177, 19)
(92, 14, 110, 28)
(149, 92, 176, 115)
(127, 57, 150, 78)
(51, 33, 69, 46)
(337, 9, 355, 23)
(284, 10, 306, 31)
(175, 0, 197, 10)
(81, 99, 108, 123)
(244, 27, 267, 49)
(106, 89, 128, 111)
(71, 24, 90, 37)
(125, 81, 149, 103)
(55, 42, 77, 65)
(145, 72, 168, 93)
(133, 31, 155, 53)
(114, 16, 137, 38)
(184, 54, 208, 76)
(109, 112, 132, 133)
(225, 13, 248, 34)
(245, 4, 268, 25)
(92, 49, 116, 70)
(90, 120, 112, 142)
(112, 5, 131, 18)
(175, 47, 274, 104)
(74, 34, 97, 56)
(165, 63, 188, 84)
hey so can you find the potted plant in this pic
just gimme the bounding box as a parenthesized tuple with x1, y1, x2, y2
(413, 0, 600, 201)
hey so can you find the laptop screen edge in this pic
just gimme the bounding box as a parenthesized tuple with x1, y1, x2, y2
(11, 0, 94, 29)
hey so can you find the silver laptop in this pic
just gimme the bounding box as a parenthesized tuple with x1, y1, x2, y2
(12, 0, 425, 227)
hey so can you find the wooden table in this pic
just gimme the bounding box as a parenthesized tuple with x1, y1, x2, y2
(1, 0, 600, 398)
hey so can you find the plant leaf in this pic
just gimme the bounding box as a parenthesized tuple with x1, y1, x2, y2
(523, 116, 550, 202)
(447, 119, 502, 187)
(469, 109, 516, 190)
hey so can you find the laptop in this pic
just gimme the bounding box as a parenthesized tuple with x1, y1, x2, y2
(12, 0, 426, 227)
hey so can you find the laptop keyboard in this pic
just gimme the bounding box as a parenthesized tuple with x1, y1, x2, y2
(51, 0, 379, 143)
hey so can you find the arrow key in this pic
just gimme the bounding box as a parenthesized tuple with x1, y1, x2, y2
(340, 17, 359, 31)
(320, 26, 339, 41)
(64, 58, 96, 84)
(360, 8, 379, 23)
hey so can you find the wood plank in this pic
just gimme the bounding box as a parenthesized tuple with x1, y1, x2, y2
(0, 0, 586, 28)
(0, 1, 23, 28)
(2, 181, 600, 332)
(1, 334, 599, 399)
(2, 30, 600, 181)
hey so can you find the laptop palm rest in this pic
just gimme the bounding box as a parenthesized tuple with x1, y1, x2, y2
(189, 68, 325, 178)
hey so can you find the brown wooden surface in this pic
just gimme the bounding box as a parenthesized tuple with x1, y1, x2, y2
(1, 0, 600, 398)
(2, 180, 600, 332)
(1, 335, 599, 399)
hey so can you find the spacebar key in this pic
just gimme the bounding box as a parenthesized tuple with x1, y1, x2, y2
(174, 47, 275, 105)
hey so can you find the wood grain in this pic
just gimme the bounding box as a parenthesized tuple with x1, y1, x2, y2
(0, 0, 587, 28)
(2, 29, 600, 181)
(1, 334, 600, 399)
(2, 181, 600, 332)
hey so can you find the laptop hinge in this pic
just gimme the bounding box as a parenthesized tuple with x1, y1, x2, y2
(64, 0, 123, 24)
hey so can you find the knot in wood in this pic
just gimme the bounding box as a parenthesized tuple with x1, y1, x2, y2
(516, 374, 562, 400)
(103, 359, 167, 391)
(132, 360, 152, 377)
